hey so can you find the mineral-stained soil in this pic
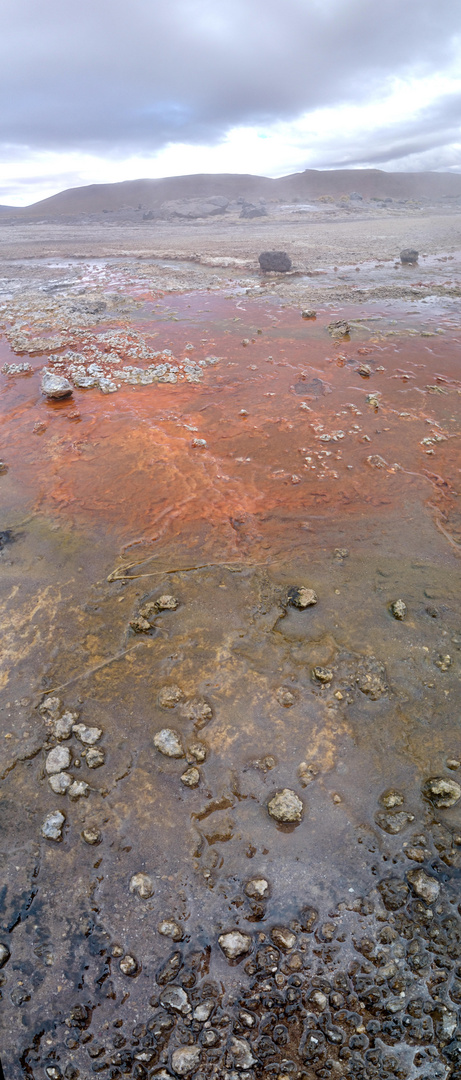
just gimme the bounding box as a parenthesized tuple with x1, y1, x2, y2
(0, 203, 461, 1079)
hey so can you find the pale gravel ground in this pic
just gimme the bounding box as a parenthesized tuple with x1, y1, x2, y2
(1, 206, 461, 306)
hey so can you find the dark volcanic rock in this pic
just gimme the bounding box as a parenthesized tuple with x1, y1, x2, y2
(258, 250, 292, 272)
(400, 248, 419, 264)
(240, 203, 268, 218)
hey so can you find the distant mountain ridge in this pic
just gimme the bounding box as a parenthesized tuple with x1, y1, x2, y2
(2, 169, 461, 218)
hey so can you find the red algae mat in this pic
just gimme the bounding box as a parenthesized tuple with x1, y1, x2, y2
(2, 292, 461, 560)
(1, 280, 461, 1078)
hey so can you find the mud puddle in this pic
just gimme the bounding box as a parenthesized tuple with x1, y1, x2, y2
(1, 272, 461, 1079)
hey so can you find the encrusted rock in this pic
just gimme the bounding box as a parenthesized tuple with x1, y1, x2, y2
(39, 695, 62, 720)
(187, 741, 207, 763)
(72, 723, 102, 745)
(85, 747, 105, 768)
(271, 925, 297, 950)
(181, 699, 213, 727)
(268, 789, 303, 823)
(0, 943, 11, 968)
(356, 656, 387, 699)
(245, 877, 270, 899)
(129, 872, 155, 899)
(119, 954, 139, 976)
(158, 919, 183, 941)
(160, 985, 191, 1014)
(171, 1045, 201, 1076)
(288, 586, 318, 609)
(193, 1001, 214, 1021)
(49, 771, 73, 794)
(312, 666, 333, 684)
(375, 810, 414, 834)
(82, 827, 102, 845)
(391, 599, 407, 620)
(41, 371, 73, 398)
(258, 250, 292, 273)
(302, 309, 317, 319)
(229, 1036, 257, 1069)
(154, 728, 184, 757)
(407, 868, 440, 902)
(218, 930, 252, 959)
(41, 810, 65, 840)
(68, 780, 89, 800)
(156, 594, 179, 611)
(180, 766, 200, 787)
(45, 745, 71, 774)
(130, 614, 151, 632)
(158, 685, 184, 708)
(381, 789, 404, 808)
(422, 776, 461, 808)
(275, 686, 296, 706)
(52, 711, 77, 740)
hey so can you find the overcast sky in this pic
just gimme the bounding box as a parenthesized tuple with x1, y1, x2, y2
(1, 0, 461, 205)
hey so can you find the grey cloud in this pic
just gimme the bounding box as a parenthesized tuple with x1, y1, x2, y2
(0, 0, 460, 156)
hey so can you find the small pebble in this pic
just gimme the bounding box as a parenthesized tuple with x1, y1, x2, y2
(422, 776, 461, 807)
(391, 599, 407, 620)
(218, 930, 252, 959)
(156, 594, 179, 611)
(119, 954, 139, 976)
(312, 666, 333, 684)
(85, 747, 105, 768)
(187, 741, 207, 763)
(52, 711, 78, 740)
(48, 771, 73, 794)
(275, 686, 296, 707)
(381, 789, 404, 809)
(129, 872, 155, 898)
(41, 810, 65, 841)
(181, 766, 200, 787)
(288, 586, 318, 609)
(181, 699, 213, 727)
(301, 309, 316, 319)
(158, 919, 182, 941)
(45, 745, 71, 775)
(154, 728, 184, 757)
(271, 926, 296, 950)
(72, 723, 102, 745)
(407, 868, 440, 902)
(268, 788, 303, 823)
(160, 985, 191, 1014)
(68, 780, 90, 800)
(171, 1046, 201, 1076)
(158, 685, 184, 708)
(82, 827, 102, 845)
(245, 877, 270, 899)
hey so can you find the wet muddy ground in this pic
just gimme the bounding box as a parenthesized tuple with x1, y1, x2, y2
(1, 252, 461, 1080)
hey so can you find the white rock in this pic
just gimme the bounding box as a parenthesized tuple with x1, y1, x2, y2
(218, 930, 252, 959)
(72, 723, 102, 746)
(129, 873, 154, 899)
(154, 728, 184, 757)
(268, 788, 303, 823)
(160, 985, 191, 1014)
(41, 371, 73, 398)
(45, 745, 71, 775)
(48, 771, 73, 794)
(171, 1045, 201, 1076)
(407, 868, 440, 903)
(68, 780, 89, 800)
(245, 877, 269, 899)
(41, 810, 65, 840)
